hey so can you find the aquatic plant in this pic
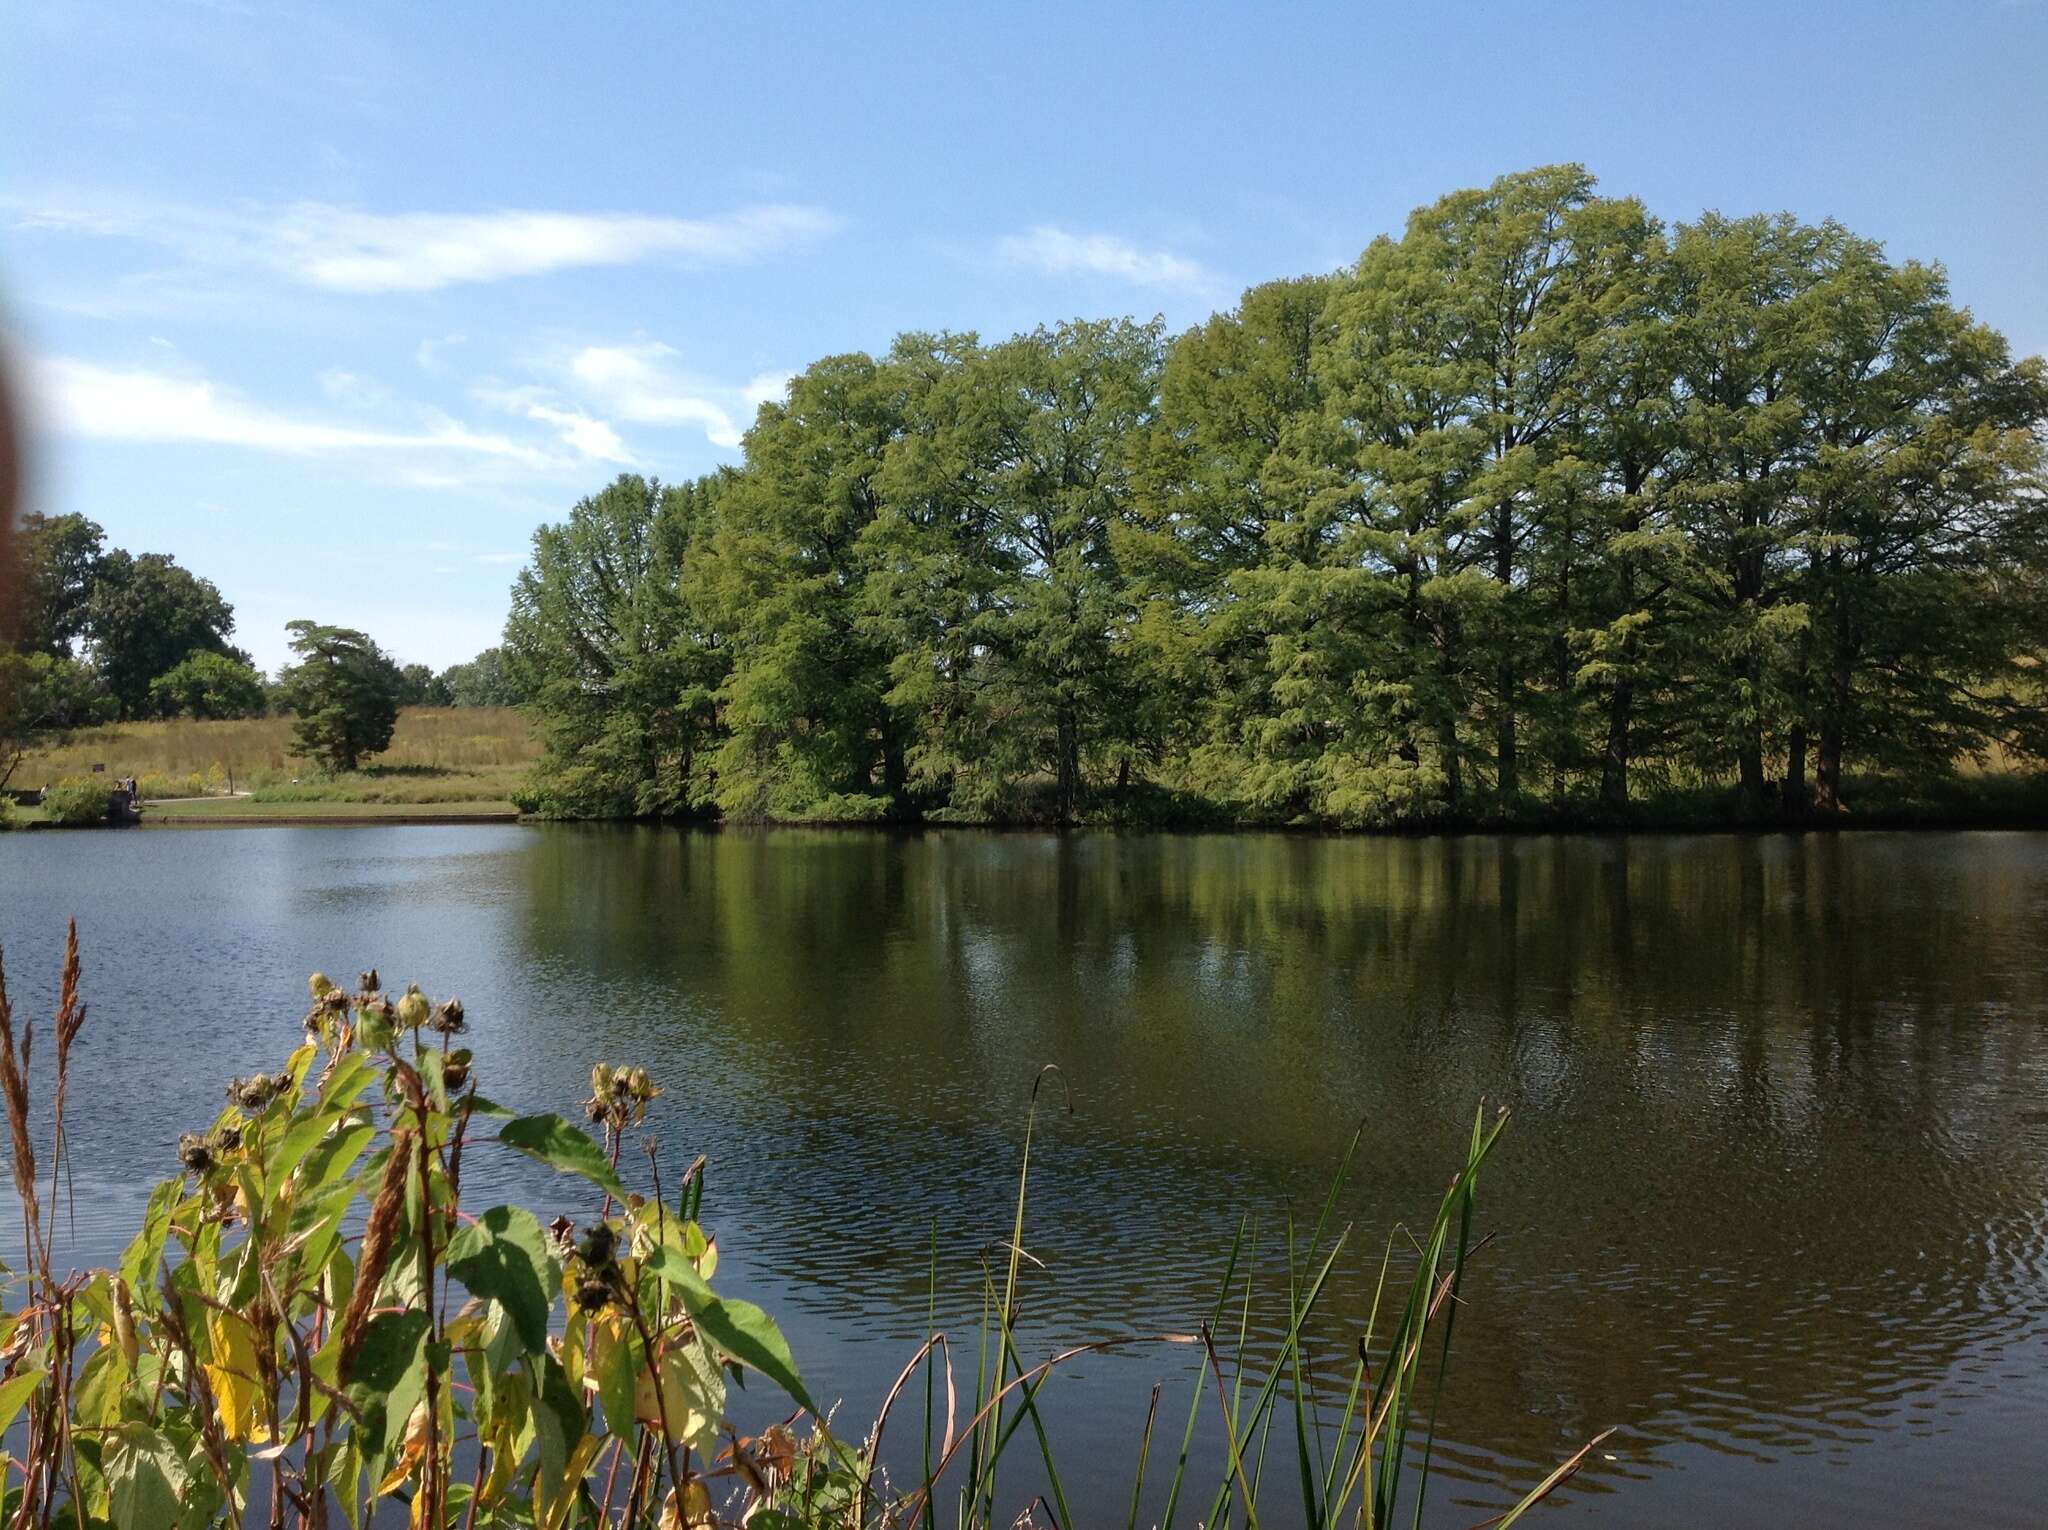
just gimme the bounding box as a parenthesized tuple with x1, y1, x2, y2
(0, 927, 1607, 1527)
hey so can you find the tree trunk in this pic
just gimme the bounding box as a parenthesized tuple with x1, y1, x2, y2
(1437, 718, 1462, 808)
(1494, 501, 1518, 809)
(1495, 658, 1517, 807)
(880, 716, 907, 807)
(1816, 718, 1843, 813)
(1784, 724, 1807, 815)
(1055, 710, 1080, 823)
(1600, 676, 1633, 812)
(1737, 732, 1767, 816)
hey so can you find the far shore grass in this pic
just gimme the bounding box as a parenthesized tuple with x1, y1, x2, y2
(11, 707, 537, 809)
(142, 797, 519, 822)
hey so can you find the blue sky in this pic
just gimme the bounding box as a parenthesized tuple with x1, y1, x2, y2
(5, 0, 2044, 673)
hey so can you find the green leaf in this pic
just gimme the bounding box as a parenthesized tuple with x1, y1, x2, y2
(317, 1049, 379, 1113)
(644, 1249, 815, 1415)
(0, 1368, 45, 1437)
(120, 1180, 181, 1311)
(296, 1120, 376, 1197)
(499, 1113, 627, 1203)
(350, 1308, 430, 1392)
(526, 1350, 584, 1490)
(447, 1205, 557, 1358)
(105, 1422, 188, 1530)
(591, 1322, 637, 1439)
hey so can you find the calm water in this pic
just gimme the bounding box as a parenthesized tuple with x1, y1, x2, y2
(4, 825, 2047, 1525)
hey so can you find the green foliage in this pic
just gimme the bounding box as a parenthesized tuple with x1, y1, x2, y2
(1, 649, 118, 789)
(505, 475, 729, 818)
(83, 550, 243, 719)
(17, 511, 108, 656)
(0, 941, 1596, 1529)
(144, 649, 268, 720)
(504, 166, 2048, 827)
(277, 620, 403, 772)
(41, 777, 115, 824)
(396, 662, 455, 707)
(438, 646, 529, 707)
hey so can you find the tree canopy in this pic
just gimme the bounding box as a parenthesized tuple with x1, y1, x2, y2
(438, 169, 2048, 824)
(277, 621, 404, 773)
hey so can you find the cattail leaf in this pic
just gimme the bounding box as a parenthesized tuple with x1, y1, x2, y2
(498, 1113, 628, 1203)
(447, 1205, 557, 1358)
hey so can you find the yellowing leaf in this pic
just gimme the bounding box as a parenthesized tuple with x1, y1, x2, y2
(205, 1310, 268, 1443)
(634, 1335, 725, 1454)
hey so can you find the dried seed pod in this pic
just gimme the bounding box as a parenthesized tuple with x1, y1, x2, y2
(576, 1280, 612, 1312)
(211, 1124, 242, 1153)
(177, 1132, 213, 1174)
(577, 1222, 617, 1268)
(442, 1058, 469, 1091)
(358, 968, 381, 994)
(428, 997, 466, 1035)
(548, 1214, 575, 1247)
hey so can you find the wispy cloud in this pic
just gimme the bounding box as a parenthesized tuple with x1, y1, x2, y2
(14, 194, 841, 293)
(997, 225, 1221, 299)
(475, 388, 634, 464)
(35, 355, 549, 462)
(567, 342, 752, 449)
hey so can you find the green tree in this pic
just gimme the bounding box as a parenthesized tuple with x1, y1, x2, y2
(876, 320, 1162, 821)
(506, 474, 729, 817)
(694, 353, 912, 819)
(439, 646, 527, 707)
(0, 651, 115, 789)
(277, 621, 402, 772)
(1779, 243, 2048, 808)
(396, 662, 455, 707)
(17, 512, 106, 656)
(145, 649, 269, 719)
(83, 549, 242, 718)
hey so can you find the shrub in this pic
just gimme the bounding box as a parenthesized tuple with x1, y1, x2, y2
(40, 778, 114, 825)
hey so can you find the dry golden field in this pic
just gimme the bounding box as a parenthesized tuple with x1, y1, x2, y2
(13, 707, 536, 804)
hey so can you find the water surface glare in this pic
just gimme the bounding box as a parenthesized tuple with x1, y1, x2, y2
(5, 825, 2047, 1526)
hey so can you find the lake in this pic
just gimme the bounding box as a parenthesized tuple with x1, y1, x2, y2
(4, 824, 2046, 1525)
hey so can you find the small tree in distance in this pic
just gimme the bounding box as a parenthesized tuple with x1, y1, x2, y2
(278, 620, 402, 772)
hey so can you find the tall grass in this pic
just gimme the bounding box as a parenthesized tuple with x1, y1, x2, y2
(0, 937, 1608, 1528)
(15, 707, 536, 801)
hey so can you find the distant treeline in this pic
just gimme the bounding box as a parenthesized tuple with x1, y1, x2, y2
(505, 168, 2047, 826)
(3, 510, 526, 727)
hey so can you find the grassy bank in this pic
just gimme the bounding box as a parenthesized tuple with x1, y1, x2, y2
(10, 706, 536, 806)
(143, 798, 520, 823)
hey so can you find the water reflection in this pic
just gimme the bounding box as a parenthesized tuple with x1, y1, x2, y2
(3, 826, 2046, 1526)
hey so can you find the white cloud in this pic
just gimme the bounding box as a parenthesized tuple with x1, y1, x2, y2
(278, 203, 838, 293)
(568, 342, 747, 449)
(35, 356, 549, 463)
(997, 225, 1221, 298)
(741, 370, 793, 412)
(14, 194, 840, 294)
(517, 402, 633, 463)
